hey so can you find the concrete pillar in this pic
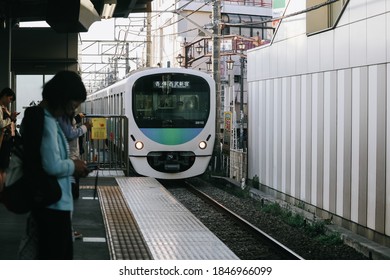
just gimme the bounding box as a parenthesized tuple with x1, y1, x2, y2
(0, 19, 12, 89)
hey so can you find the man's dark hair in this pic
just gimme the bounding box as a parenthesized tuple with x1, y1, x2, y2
(0, 87, 16, 101)
(42, 71, 86, 110)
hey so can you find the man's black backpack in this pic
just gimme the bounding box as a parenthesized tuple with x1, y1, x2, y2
(0, 106, 62, 214)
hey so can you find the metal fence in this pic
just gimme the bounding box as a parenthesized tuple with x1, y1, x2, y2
(79, 115, 129, 176)
(229, 149, 247, 186)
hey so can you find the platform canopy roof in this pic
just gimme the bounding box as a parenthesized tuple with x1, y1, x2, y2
(0, 0, 152, 32)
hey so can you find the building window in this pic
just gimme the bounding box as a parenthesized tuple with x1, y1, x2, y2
(221, 13, 273, 41)
(306, 0, 348, 35)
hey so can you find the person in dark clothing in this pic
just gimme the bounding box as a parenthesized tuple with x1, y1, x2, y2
(0, 87, 18, 191)
(18, 71, 90, 260)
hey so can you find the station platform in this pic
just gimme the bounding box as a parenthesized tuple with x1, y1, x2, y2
(0, 173, 238, 260)
(117, 177, 238, 260)
(3, 172, 390, 260)
(0, 177, 111, 260)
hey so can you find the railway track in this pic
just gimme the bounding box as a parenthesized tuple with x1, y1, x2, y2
(161, 179, 303, 260)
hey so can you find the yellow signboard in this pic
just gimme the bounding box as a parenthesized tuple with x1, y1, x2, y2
(91, 118, 107, 140)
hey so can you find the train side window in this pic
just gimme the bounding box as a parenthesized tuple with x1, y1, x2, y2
(120, 92, 123, 115)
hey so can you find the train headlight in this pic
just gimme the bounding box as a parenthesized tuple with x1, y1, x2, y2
(135, 141, 144, 150)
(199, 141, 207, 149)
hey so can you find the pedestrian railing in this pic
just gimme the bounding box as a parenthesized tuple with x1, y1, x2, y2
(79, 115, 129, 176)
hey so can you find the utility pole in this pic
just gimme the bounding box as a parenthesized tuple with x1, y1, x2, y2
(212, 0, 221, 171)
(239, 56, 245, 150)
(146, 2, 152, 67)
(125, 42, 130, 74)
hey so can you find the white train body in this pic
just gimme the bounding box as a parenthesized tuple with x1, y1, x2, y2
(85, 68, 216, 179)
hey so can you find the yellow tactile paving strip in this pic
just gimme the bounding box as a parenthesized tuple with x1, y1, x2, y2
(97, 186, 152, 260)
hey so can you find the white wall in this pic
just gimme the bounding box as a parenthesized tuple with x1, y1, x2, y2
(247, 0, 390, 236)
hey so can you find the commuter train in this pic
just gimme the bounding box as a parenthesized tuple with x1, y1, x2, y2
(84, 67, 216, 179)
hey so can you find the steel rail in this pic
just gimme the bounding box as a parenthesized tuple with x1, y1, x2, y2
(184, 181, 304, 260)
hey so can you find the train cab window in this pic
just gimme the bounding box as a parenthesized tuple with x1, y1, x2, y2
(133, 73, 211, 128)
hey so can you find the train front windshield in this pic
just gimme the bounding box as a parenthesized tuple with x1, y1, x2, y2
(133, 73, 211, 128)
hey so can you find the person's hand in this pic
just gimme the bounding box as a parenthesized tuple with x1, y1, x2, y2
(84, 121, 92, 130)
(11, 111, 20, 122)
(74, 112, 86, 123)
(73, 159, 89, 178)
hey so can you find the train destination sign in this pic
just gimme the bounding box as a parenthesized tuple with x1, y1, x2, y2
(153, 81, 191, 89)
